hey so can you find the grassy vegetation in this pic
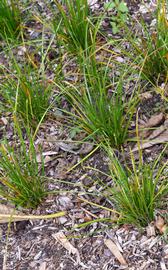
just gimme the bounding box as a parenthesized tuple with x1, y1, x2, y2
(53, 0, 97, 56)
(123, 0, 168, 83)
(1, 66, 52, 128)
(60, 54, 137, 147)
(104, 0, 129, 34)
(0, 120, 45, 208)
(0, 0, 21, 40)
(0, 0, 168, 230)
(107, 146, 168, 227)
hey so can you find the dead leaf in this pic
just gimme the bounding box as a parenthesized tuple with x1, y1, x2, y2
(163, 84, 168, 97)
(52, 232, 81, 264)
(36, 151, 58, 163)
(104, 239, 127, 265)
(147, 124, 166, 140)
(0, 204, 19, 215)
(145, 113, 165, 128)
(140, 92, 153, 101)
(44, 155, 52, 164)
(160, 260, 167, 270)
(145, 113, 164, 129)
(0, 227, 2, 238)
(78, 143, 94, 155)
(132, 116, 168, 153)
(155, 216, 167, 234)
(138, 113, 165, 140)
(57, 142, 78, 153)
(57, 141, 94, 155)
(164, 243, 168, 259)
(132, 129, 168, 152)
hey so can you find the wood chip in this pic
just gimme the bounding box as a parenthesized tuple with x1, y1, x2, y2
(104, 239, 127, 265)
(39, 262, 47, 270)
(1, 117, 8, 126)
(160, 260, 167, 270)
(146, 224, 156, 237)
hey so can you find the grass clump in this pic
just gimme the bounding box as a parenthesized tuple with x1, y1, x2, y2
(1, 66, 52, 129)
(0, 121, 45, 208)
(124, 0, 168, 83)
(107, 147, 168, 227)
(53, 0, 94, 54)
(61, 55, 137, 148)
(0, 0, 21, 40)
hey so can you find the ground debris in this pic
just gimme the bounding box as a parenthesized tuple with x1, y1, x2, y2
(104, 238, 127, 266)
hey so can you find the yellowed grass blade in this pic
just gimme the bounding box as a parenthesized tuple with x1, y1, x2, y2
(0, 204, 66, 223)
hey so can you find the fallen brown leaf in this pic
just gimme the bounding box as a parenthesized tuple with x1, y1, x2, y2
(104, 238, 127, 265)
(52, 232, 81, 263)
(138, 113, 165, 139)
(155, 216, 167, 234)
(132, 116, 168, 153)
(144, 113, 165, 128)
(140, 92, 153, 101)
(132, 129, 168, 152)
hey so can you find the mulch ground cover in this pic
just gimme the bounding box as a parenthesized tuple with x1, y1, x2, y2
(0, 1, 168, 269)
